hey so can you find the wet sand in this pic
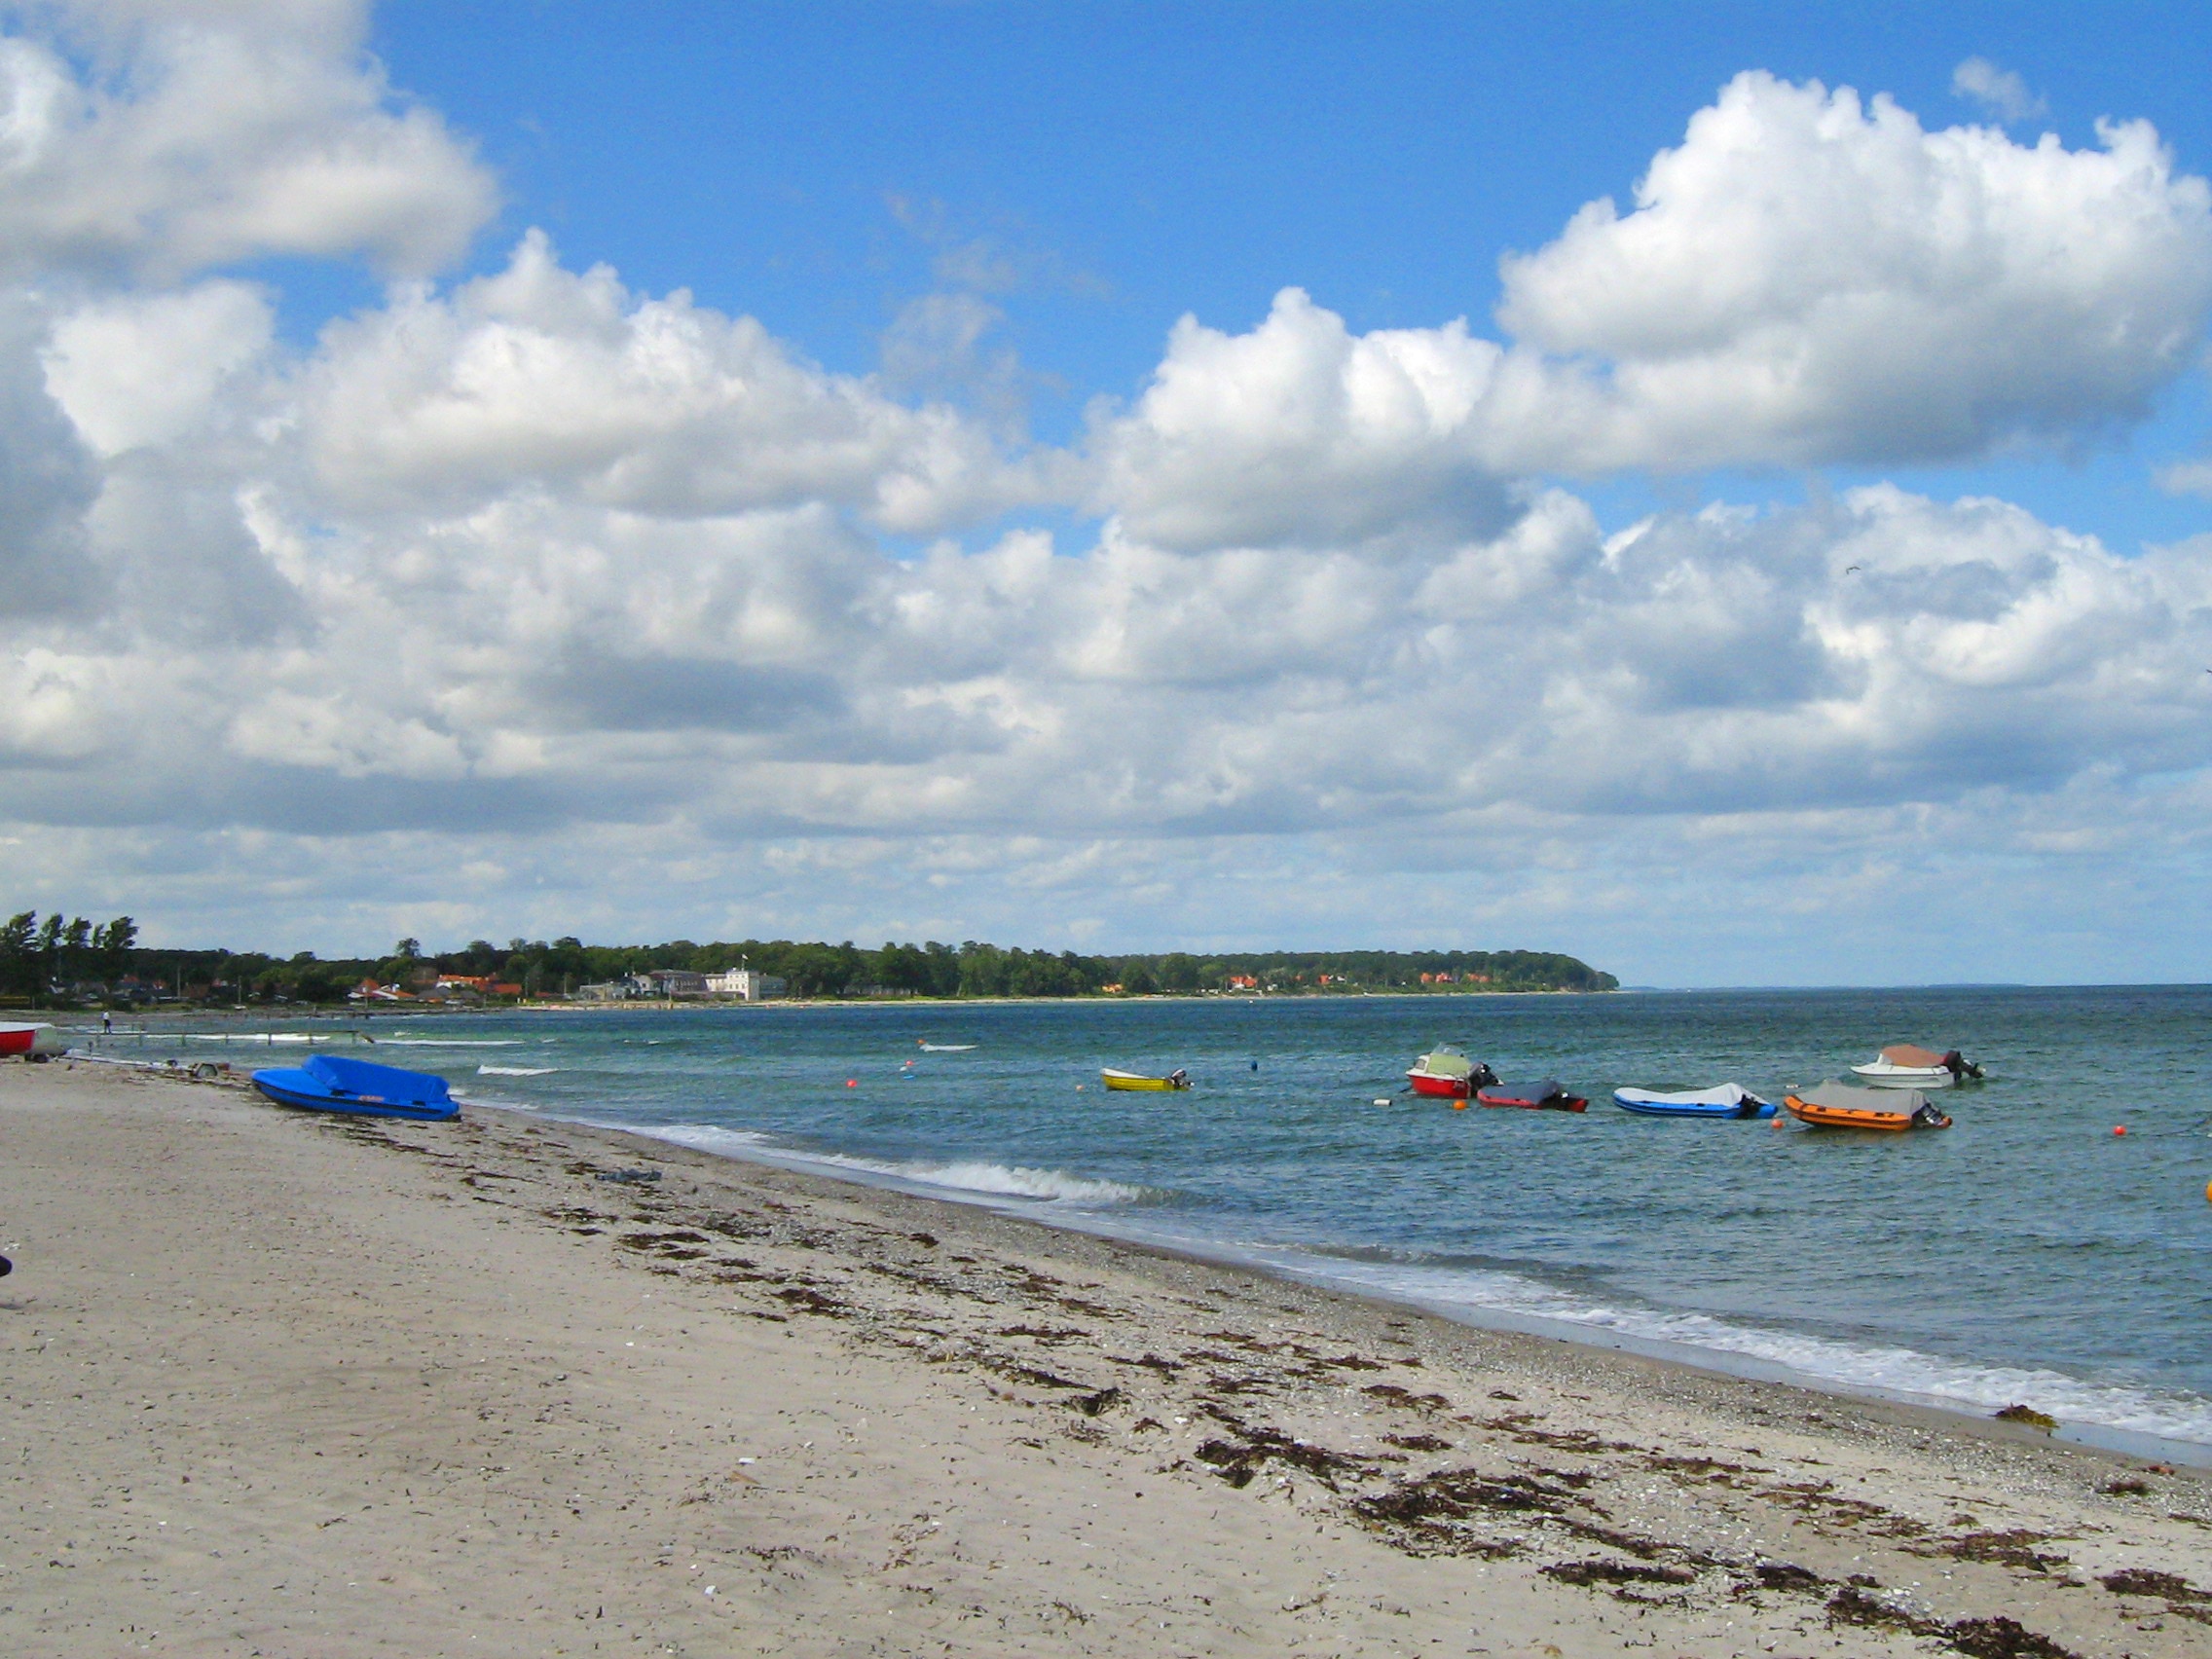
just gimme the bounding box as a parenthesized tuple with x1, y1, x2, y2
(1, 1057, 2207, 1658)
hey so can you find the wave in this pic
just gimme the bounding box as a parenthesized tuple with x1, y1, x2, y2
(372, 1038, 523, 1047)
(634, 1123, 1156, 1205)
(479, 1064, 556, 1077)
(1233, 1244, 2212, 1450)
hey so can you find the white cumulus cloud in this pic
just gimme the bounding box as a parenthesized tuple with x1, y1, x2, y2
(1496, 71, 2212, 468)
(0, 0, 494, 279)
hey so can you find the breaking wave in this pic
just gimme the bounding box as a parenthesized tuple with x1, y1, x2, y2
(633, 1123, 1155, 1206)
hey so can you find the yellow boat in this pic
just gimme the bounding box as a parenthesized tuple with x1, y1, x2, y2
(1101, 1067, 1190, 1091)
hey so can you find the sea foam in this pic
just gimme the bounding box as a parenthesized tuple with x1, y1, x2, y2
(635, 1124, 1154, 1205)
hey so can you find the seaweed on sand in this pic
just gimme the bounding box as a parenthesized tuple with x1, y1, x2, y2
(1193, 1418, 1371, 1492)
(1826, 1586, 2083, 1658)
(1542, 1558, 1696, 1589)
(1348, 1467, 1580, 1557)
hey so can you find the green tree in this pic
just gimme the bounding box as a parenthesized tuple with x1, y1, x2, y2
(0, 912, 34, 997)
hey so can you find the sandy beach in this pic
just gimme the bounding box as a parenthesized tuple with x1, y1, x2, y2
(2, 1059, 2206, 1658)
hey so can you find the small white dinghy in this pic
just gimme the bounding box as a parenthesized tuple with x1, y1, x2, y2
(1849, 1044, 1982, 1089)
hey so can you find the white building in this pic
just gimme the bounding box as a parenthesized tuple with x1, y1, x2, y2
(704, 969, 787, 1001)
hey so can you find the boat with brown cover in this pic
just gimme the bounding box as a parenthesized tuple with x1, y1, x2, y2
(1784, 1080, 1951, 1131)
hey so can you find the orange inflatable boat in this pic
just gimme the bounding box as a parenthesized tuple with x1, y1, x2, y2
(1784, 1080, 1951, 1131)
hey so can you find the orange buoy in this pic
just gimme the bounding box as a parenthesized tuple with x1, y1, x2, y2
(1451, 1100, 1468, 1111)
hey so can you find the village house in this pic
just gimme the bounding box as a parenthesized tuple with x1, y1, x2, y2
(702, 969, 786, 1001)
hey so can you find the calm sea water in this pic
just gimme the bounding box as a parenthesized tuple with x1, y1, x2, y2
(97, 987, 2212, 1453)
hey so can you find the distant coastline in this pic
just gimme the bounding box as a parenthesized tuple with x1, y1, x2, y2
(1, 909, 1617, 1012)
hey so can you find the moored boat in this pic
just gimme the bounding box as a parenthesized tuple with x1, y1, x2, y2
(0, 1021, 63, 1058)
(1101, 1067, 1189, 1091)
(1406, 1046, 1497, 1099)
(1784, 1080, 1950, 1131)
(1612, 1084, 1775, 1119)
(251, 1053, 458, 1121)
(1850, 1044, 1982, 1089)
(1475, 1079, 1588, 1113)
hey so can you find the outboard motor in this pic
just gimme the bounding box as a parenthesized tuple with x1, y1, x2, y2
(1940, 1050, 1984, 1080)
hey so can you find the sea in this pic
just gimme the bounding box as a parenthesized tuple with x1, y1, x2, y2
(83, 985, 2212, 1462)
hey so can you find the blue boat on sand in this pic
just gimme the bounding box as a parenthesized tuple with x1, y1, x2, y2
(1612, 1084, 1775, 1120)
(251, 1053, 459, 1122)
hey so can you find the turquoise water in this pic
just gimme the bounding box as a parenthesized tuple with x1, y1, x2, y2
(95, 987, 2212, 1450)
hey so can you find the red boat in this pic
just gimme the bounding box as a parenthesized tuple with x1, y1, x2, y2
(1406, 1046, 1496, 1099)
(0, 1022, 63, 1058)
(1475, 1080, 1589, 1113)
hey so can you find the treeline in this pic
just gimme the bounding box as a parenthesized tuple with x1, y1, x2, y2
(1, 907, 1614, 1005)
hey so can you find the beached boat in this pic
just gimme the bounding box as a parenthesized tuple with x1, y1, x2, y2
(1406, 1046, 1497, 1099)
(1784, 1080, 1951, 1131)
(1101, 1067, 1189, 1091)
(1612, 1084, 1775, 1120)
(251, 1053, 458, 1121)
(1475, 1080, 1588, 1113)
(1850, 1044, 1983, 1089)
(0, 1021, 63, 1058)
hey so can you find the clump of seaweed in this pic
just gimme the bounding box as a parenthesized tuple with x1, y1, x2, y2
(1826, 1586, 2083, 1659)
(1910, 1530, 2070, 1573)
(1751, 1561, 1825, 1592)
(1542, 1558, 1695, 1592)
(1194, 1421, 1370, 1492)
(1348, 1467, 1578, 1558)
(1994, 1404, 2058, 1432)
(2101, 1567, 2209, 1601)
(2100, 1567, 2212, 1621)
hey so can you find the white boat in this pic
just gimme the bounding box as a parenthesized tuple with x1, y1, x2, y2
(1849, 1060, 1954, 1089)
(1849, 1044, 1982, 1089)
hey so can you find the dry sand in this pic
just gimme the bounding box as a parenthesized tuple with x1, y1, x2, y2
(1, 1057, 2207, 1659)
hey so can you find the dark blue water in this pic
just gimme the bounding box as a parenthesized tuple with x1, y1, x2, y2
(100, 987, 2212, 1447)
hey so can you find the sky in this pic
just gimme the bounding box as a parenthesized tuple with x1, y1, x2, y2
(6, 1, 2212, 984)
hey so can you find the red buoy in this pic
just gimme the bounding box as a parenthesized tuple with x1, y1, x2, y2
(2112, 1124, 2126, 1136)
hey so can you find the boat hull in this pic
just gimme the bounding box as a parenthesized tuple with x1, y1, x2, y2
(1407, 1068, 1471, 1098)
(251, 1053, 458, 1121)
(1475, 1088, 1588, 1113)
(1613, 1088, 1775, 1120)
(1101, 1069, 1188, 1091)
(1850, 1062, 1954, 1089)
(1784, 1091, 1950, 1132)
(0, 1022, 62, 1058)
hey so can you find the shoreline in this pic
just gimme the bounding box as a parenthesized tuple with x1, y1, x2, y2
(50, 1014, 2212, 1465)
(581, 1107, 2212, 1473)
(5, 1057, 2209, 1657)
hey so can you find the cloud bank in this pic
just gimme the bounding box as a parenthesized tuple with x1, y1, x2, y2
(4, 14, 2212, 977)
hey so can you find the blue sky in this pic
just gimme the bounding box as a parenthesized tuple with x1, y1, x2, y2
(6, 1, 2212, 982)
